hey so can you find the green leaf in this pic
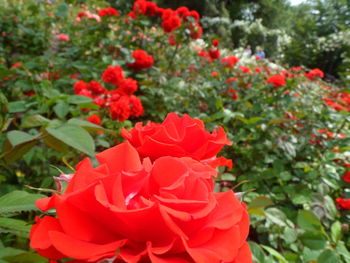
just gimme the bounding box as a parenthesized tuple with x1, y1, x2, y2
(21, 115, 50, 128)
(261, 245, 288, 263)
(249, 242, 265, 263)
(0, 217, 31, 238)
(265, 208, 290, 227)
(0, 191, 45, 215)
(297, 210, 322, 231)
(67, 118, 117, 135)
(0, 247, 47, 262)
(300, 231, 327, 250)
(53, 101, 69, 119)
(317, 249, 339, 263)
(336, 241, 350, 262)
(7, 131, 36, 146)
(46, 124, 95, 156)
(67, 95, 93, 104)
(331, 221, 342, 243)
(248, 196, 273, 210)
(8, 101, 27, 113)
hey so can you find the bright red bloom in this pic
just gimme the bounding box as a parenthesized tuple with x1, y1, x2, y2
(175, 6, 189, 18)
(240, 66, 251, 74)
(127, 50, 154, 71)
(133, 0, 147, 15)
(30, 142, 251, 263)
(336, 198, 350, 209)
(208, 49, 220, 60)
(87, 114, 101, 125)
(122, 113, 232, 167)
(129, 95, 144, 117)
(161, 15, 181, 33)
(305, 68, 324, 81)
(57, 33, 70, 42)
(74, 80, 88, 95)
(255, 67, 262, 73)
(221, 56, 239, 68)
(267, 74, 286, 87)
(109, 96, 130, 122)
(291, 66, 302, 71)
(212, 39, 219, 47)
(102, 65, 124, 86)
(182, 10, 200, 21)
(212, 72, 219, 77)
(118, 78, 138, 95)
(98, 7, 119, 17)
(342, 170, 350, 183)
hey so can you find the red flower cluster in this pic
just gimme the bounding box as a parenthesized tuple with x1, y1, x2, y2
(267, 74, 286, 88)
(30, 114, 251, 263)
(98, 7, 119, 17)
(221, 56, 240, 68)
(305, 68, 324, 81)
(74, 65, 144, 122)
(131, 0, 202, 38)
(127, 50, 154, 71)
(323, 91, 350, 112)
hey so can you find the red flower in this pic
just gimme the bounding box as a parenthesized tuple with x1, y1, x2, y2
(305, 68, 324, 81)
(109, 96, 130, 122)
(267, 74, 286, 88)
(30, 142, 251, 262)
(102, 65, 124, 86)
(208, 49, 220, 60)
(98, 7, 119, 17)
(291, 66, 302, 71)
(239, 66, 251, 74)
(87, 114, 101, 125)
(162, 15, 181, 33)
(212, 39, 219, 47)
(211, 72, 219, 77)
(122, 113, 232, 167)
(336, 198, 350, 209)
(57, 34, 70, 42)
(127, 50, 154, 71)
(118, 78, 138, 95)
(129, 95, 144, 117)
(221, 56, 239, 68)
(342, 170, 350, 183)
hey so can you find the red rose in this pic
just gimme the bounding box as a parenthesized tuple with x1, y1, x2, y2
(109, 96, 130, 122)
(336, 198, 350, 209)
(162, 15, 181, 33)
(118, 78, 138, 95)
(221, 56, 239, 68)
(239, 66, 251, 74)
(102, 65, 124, 86)
(30, 142, 251, 263)
(208, 49, 220, 60)
(305, 68, 324, 81)
(127, 50, 154, 71)
(87, 114, 101, 125)
(129, 95, 144, 117)
(212, 39, 219, 47)
(342, 170, 350, 183)
(267, 74, 286, 88)
(98, 7, 119, 17)
(122, 113, 232, 168)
